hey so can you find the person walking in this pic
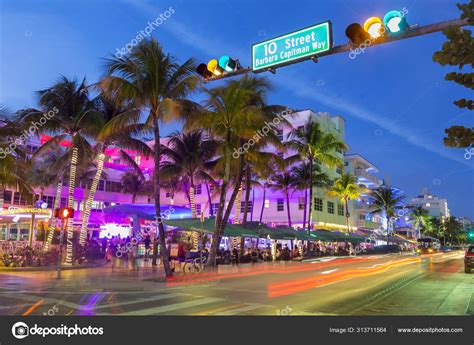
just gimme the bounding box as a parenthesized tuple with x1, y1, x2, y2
(144, 234, 151, 262)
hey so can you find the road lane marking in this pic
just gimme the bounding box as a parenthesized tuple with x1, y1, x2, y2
(92, 292, 185, 310)
(110, 297, 225, 316)
(216, 304, 266, 315)
(321, 269, 339, 274)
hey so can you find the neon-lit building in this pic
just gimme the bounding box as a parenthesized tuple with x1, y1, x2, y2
(0, 109, 391, 239)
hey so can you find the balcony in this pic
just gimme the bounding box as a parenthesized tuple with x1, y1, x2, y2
(354, 168, 380, 186)
(356, 220, 381, 230)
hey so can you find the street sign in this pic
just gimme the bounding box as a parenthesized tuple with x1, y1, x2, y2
(252, 21, 332, 72)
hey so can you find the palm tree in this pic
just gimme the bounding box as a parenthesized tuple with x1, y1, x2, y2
(291, 162, 330, 231)
(409, 206, 430, 238)
(288, 119, 348, 232)
(185, 77, 276, 267)
(267, 158, 297, 226)
(426, 217, 443, 241)
(369, 186, 405, 245)
(78, 95, 151, 246)
(120, 172, 152, 203)
(19, 77, 103, 264)
(160, 130, 217, 218)
(101, 38, 199, 277)
(326, 172, 367, 233)
(0, 114, 33, 199)
(443, 216, 463, 245)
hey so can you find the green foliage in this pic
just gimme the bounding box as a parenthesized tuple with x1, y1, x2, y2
(433, 0, 474, 148)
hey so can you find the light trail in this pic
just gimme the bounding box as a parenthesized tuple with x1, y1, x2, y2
(267, 257, 421, 298)
(22, 299, 44, 316)
(166, 257, 379, 287)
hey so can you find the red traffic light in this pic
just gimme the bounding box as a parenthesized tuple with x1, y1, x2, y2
(54, 207, 74, 219)
(196, 63, 213, 79)
(345, 23, 371, 45)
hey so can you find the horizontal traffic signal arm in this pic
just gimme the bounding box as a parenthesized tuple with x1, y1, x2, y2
(204, 18, 468, 82)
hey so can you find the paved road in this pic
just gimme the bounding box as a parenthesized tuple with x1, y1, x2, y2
(0, 251, 471, 316)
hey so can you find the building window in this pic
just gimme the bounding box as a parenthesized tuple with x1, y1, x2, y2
(3, 190, 12, 203)
(314, 198, 323, 211)
(13, 193, 28, 206)
(212, 203, 219, 214)
(196, 203, 201, 215)
(165, 191, 173, 198)
(264, 199, 270, 209)
(337, 204, 344, 216)
(336, 167, 342, 175)
(91, 201, 102, 210)
(277, 199, 284, 212)
(98, 180, 105, 191)
(359, 214, 366, 220)
(327, 201, 334, 214)
(298, 197, 305, 210)
(240, 201, 253, 213)
(209, 184, 215, 193)
(195, 184, 202, 195)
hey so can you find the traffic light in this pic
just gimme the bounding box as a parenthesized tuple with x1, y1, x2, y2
(54, 207, 74, 219)
(196, 64, 212, 79)
(346, 9, 410, 45)
(345, 23, 370, 45)
(383, 10, 409, 35)
(196, 56, 242, 79)
(363, 17, 384, 39)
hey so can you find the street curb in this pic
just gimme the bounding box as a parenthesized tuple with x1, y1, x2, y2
(0, 260, 108, 272)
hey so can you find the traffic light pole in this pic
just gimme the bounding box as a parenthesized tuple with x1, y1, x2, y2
(56, 218, 67, 280)
(205, 18, 468, 82)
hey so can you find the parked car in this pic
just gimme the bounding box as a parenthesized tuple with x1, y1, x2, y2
(464, 245, 474, 274)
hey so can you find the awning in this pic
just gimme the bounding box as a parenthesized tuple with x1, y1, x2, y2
(163, 218, 260, 238)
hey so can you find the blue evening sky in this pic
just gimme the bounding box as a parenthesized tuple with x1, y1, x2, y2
(1, 0, 473, 218)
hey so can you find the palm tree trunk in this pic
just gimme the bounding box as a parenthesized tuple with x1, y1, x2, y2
(302, 189, 307, 231)
(65, 147, 78, 265)
(251, 188, 255, 222)
(259, 184, 266, 223)
(151, 112, 172, 277)
(208, 146, 244, 268)
(44, 178, 62, 252)
(132, 193, 137, 204)
(79, 152, 105, 246)
(386, 215, 390, 246)
(286, 190, 292, 227)
(208, 179, 228, 267)
(307, 157, 313, 233)
(344, 197, 350, 233)
(233, 183, 243, 224)
(206, 182, 213, 216)
(242, 165, 251, 226)
(189, 182, 197, 218)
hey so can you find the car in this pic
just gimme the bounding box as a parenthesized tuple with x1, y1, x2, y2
(464, 245, 474, 273)
(416, 246, 437, 254)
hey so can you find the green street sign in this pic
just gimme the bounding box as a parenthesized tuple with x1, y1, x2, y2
(252, 21, 332, 72)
